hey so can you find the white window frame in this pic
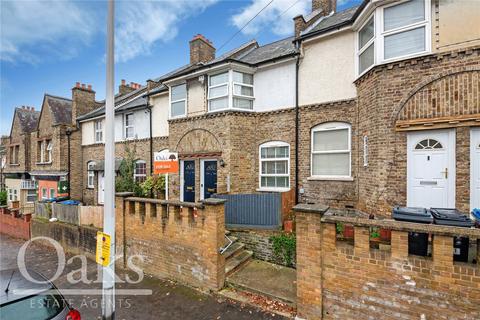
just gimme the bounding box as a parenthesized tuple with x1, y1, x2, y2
(8, 189, 13, 201)
(46, 140, 52, 163)
(40, 140, 45, 163)
(133, 160, 147, 183)
(310, 122, 352, 180)
(258, 141, 290, 192)
(356, 0, 431, 77)
(208, 70, 254, 112)
(50, 188, 55, 199)
(169, 83, 187, 119)
(363, 135, 368, 167)
(42, 188, 47, 199)
(94, 120, 103, 143)
(124, 113, 135, 139)
(87, 161, 95, 189)
(26, 189, 37, 203)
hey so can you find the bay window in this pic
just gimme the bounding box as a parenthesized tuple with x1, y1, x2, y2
(208, 70, 254, 112)
(170, 83, 187, 118)
(259, 141, 290, 190)
(357, 0, 430, 75)
(94, 120, 103, 143)
(311, 122, 351, 179)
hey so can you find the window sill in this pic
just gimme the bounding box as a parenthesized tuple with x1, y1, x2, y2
(307, 176, 354, 182)
(8, 163, 20, 166)
(36, 161, 53, 165)
(256, 188, 290, 193)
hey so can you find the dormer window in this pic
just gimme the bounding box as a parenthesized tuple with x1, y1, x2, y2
(356, 0, 430, 76)
(208, 70, 254, 112)
(94, 120, 103, 143)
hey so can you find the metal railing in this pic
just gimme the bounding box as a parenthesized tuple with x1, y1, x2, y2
(20, 180, 36, 190)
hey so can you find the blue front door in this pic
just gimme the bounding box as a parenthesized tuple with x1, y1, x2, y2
(203, 160, 217, 199)
(183, 160, 195, 202)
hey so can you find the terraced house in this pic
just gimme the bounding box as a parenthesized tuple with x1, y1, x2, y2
(3, 106, 39, 212)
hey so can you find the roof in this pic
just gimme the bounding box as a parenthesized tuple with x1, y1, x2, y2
(90, 158, 123, 171)
(29, 170, 68, 177)
(153, 36, 298, 83)
(1, 268, 55, 305)
(299, 5, 361, 39)
(14, 107, 40, 133)
(76, 87, 148, 122)
(45, 94, 72, 125)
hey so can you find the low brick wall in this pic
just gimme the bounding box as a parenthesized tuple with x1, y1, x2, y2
(115, 194, 226, 291)
(0, 211, 31, 240)
(229, 229, 287, 265)
(294, 204, 480, 320)
(31, 218, 98, 260)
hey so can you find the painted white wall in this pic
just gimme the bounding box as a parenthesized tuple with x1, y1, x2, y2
(187, 79, 206, 116)
(81, 121, 95, 146)
(254, 60, 296, 112)
(151, 93, 169, 137)
(5, 178, 20, 205)
(299, 30, 357, 105)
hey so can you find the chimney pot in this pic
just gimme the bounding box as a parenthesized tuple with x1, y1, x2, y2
(76, 82, 80, 88)
(81, 83, 86, 89)
(88, 84, 92, 90)
(121, 79, 126, 85)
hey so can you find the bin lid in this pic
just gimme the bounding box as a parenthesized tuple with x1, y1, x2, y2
(392, 207, 433, 223)
(430, 208, 474, 227)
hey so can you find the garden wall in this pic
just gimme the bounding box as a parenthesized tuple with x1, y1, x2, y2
(115, 194, 226, 291)
(294, 204, 480, 320)
(0, 208, 31, 240)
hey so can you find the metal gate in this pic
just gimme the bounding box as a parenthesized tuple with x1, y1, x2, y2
(212, 193, 281, 229)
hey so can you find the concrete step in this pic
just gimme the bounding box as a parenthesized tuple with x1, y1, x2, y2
(225, 230, 231, 236)
(224, 235, 237, 247)
(225, 250, 252, 276)
(223, 242, 245, 260)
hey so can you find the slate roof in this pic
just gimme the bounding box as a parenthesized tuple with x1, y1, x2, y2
(45, 94, 72, 125)
(153, 36, 298, 83)
(15, 107, 40, 133)
(76, 87, 148, 121)
(299, 5, 361, 39)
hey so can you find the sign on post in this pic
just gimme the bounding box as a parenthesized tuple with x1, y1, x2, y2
(96, 231, 111, 267)
(154, 151, 179, 174)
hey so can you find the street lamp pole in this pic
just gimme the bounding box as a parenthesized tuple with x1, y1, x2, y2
(102, 0, 115, 319)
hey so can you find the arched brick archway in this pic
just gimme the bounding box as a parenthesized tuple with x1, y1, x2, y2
(175, 128, 223, 154)
(393, 68, 480, 130)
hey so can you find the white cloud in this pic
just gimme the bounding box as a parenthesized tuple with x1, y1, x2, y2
(231, 0, 310, 37)
(0, 0, 96, 64)
(115, 0, 219, 63)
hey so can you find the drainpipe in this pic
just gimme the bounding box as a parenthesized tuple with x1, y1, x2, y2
(294, 54, 300, 205)
(66, 127, 72, 198)
(148, 97, 153, 176)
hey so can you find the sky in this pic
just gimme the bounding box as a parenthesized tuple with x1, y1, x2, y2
(0, 0, 361, 135)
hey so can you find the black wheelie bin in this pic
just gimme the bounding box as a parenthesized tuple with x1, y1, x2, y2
(430, 208, 474, 262)
(392, 207, 433, 256)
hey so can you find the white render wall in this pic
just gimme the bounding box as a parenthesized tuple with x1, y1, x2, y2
(81, 109, 152, 146)
(253, 60, 296, 112)
(299, 30, 357, 105)
(151, 93, 169, 137)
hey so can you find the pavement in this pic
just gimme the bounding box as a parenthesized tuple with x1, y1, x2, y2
(0, 233, 286, 319)
(226, 260, 297, 305)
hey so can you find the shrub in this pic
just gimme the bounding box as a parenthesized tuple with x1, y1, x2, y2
(140, 175, 165, 198)
(270, 232, 296, 267)
(0, 190, 7, 206)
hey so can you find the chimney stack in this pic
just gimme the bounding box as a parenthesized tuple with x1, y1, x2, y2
(294, 0, 336, 38)
(119, 79, 136, 95)
(189, 34, 215, 64)
(72, 82, 97, 123)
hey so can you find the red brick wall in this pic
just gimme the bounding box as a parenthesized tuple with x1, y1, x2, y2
(0, 212, 31, 240)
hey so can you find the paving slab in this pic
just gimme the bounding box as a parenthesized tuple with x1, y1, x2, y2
(227, 259, 296, 305)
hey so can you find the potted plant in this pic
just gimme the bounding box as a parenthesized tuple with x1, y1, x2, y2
(336, 223, 354, 239)
(370, 227, 381, 243)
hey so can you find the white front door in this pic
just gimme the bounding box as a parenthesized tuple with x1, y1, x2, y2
(98, 172, 105, 204)
(470, 128, 480, 212)
(407, 129, 455, 208)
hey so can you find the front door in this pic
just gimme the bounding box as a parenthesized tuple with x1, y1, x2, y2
(182, 160, 195, 202)
(98, 172, 105, 204)
(201, 160, 217, 200)
(470, 128, 480, 212)
(407, 130, 455, 208)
